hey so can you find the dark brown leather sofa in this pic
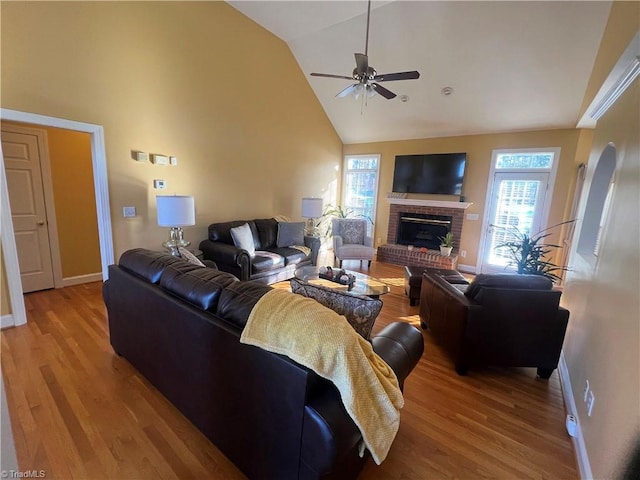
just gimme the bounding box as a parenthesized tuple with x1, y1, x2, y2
(103, 249, 424, 479)
(199, 218, 320, 284)
(419, 271, 569, 379)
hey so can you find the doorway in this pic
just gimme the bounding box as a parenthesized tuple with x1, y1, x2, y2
(0, 108, 113, 327)
(478, 148, 560, 274)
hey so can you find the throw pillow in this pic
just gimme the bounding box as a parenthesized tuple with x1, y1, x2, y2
(340, 219, 365, 244)
(230, 223, 256, 257)
(277, 222, 305, 248)
(178, 247, 205, 267)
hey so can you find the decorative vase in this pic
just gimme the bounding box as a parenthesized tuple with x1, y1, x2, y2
(440, 245, 453, 257)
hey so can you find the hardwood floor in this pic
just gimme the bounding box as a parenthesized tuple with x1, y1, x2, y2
(1, 257, 578, 479)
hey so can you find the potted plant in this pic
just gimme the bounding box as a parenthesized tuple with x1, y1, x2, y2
(495, 220, 575, 283)
(439, 232, 454, 256)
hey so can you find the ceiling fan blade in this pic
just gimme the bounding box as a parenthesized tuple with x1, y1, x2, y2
(374, 71, 421, 82)
(336, 84, 359, 98)
(371, 83, 397, 99)
(310, 73, 354, 80)
(355, 53, 369, 76)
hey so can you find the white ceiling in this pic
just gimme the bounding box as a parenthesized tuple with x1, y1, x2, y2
(229, 1, 612, 144)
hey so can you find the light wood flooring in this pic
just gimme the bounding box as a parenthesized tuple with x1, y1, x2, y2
(1, 258, 578, 479)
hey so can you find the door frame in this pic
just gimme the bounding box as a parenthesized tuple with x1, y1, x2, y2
(0, 108, 114, 328)
(3, 124, 65, 290)
(476, 147, 561, 274)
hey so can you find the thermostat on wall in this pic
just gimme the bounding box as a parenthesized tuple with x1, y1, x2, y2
(153, 179, 167, 189)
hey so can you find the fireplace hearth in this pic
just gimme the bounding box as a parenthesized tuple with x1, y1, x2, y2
(377, 199, 469, 269)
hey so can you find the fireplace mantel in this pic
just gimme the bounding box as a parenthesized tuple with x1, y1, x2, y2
(386, 198, 473, 210)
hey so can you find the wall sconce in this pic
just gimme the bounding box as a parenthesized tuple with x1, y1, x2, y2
(156, 195, 195, 256)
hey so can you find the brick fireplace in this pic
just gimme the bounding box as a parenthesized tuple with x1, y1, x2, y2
(377, 198, 471, 269)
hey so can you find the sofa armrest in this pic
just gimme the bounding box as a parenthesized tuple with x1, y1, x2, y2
(304, 235, 321, 266)
(371, 322, 424, 389)
(364, 236, 374, 248)
(199, 239, 251, 280)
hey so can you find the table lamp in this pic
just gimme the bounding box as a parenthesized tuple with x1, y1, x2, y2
(157, 195, 195, 256)
(301, 197, 323, 236)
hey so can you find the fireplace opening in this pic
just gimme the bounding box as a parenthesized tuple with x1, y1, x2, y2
(396, 213, 453, 249)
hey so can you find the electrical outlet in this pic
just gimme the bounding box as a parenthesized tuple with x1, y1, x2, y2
(460, 250, 467, 258)
(583, 380, 590, 402)
(587, 390, 595, 416)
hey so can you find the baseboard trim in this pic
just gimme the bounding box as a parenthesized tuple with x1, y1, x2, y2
(62, 272, 103, 287)
(456, 263, 476, 274)
(558, 353, 592, 479)
(1, 314, 14, 329)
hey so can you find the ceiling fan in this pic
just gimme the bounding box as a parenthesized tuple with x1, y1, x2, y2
(310, 0, 420, 100)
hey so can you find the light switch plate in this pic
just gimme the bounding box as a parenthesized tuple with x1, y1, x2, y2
(134, 151, 148, 162)
(151, 154, 169, 165)
(169, 156, 178, 166)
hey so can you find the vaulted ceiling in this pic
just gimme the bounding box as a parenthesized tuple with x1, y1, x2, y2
(228, 1, 611, 144)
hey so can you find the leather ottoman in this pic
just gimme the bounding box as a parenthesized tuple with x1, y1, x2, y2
(405, 266, 468, 306)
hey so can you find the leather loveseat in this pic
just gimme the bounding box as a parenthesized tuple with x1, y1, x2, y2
(199, 217, 320, 284)
(103, 249, 424, 479)
(419, 271, 569, 379)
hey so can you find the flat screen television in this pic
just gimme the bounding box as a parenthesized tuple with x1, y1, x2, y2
(392, 153, 467, 195)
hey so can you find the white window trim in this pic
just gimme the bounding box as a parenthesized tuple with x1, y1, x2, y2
(342, 154, 381, 239)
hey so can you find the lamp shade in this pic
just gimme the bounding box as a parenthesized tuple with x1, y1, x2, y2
(156, 195, 195, 227)
(301, 197, 323, 218)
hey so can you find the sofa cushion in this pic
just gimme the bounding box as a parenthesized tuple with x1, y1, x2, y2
(464, 273, 552, 300)
(119, 248, 186, 284)
(268, 247, 308, 266)
(277, 222, 305, 248)
(254, 218, 278, 249)
(252, 252, 286, 273)
(160, 265, 239, 311)
(230, 223, 256, 257)
(178, 246, 205, 267)
(217, 281, 273, 329)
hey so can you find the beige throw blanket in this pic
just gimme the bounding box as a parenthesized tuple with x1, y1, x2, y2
(240, 289, 403, 464)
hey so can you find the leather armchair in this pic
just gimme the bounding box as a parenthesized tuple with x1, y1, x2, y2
(331, 218, 375, 267)
(419, 272, 569, 379)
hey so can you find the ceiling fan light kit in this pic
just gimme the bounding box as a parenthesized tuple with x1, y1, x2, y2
(310, 0, 420, 102)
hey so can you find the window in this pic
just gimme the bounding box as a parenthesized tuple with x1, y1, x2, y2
(342, 154, 380, 237)
(495, 152, 554, 169)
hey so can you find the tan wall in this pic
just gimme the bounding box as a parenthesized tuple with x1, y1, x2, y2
(344, 128, 586, 269)
(3, 122, 101, 278)
(0, 248, 11, 316)
(562, 2, 640, 477)
(0, 2, 342, 260)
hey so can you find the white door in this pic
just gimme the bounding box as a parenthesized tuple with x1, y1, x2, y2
(479, 172, 549, 273)
(2, 129, 55, 292)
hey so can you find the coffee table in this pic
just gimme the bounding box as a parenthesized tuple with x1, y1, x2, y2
(294, 266, 390, 299)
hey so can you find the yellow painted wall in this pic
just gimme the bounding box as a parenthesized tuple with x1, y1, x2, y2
(0, 2, 342, 259)
(344, 128, 586, 269)
(0, 248, 11, 316)
(3, 122, 101, 278)
(562, 2, 640, 478)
